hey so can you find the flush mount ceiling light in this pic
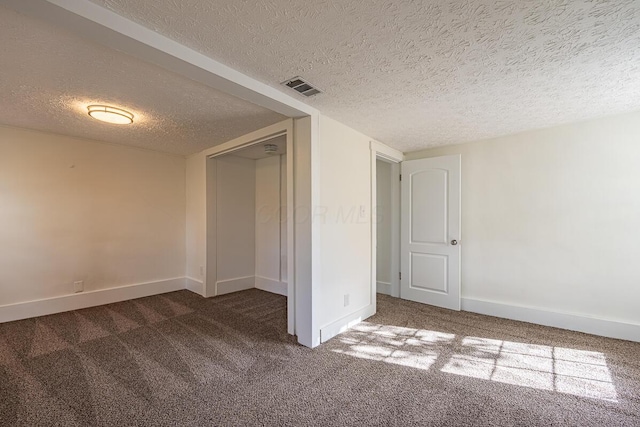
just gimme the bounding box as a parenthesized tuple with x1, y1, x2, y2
(87, 105, 134, 125)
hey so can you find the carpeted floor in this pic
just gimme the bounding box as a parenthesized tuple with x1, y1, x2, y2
(0, 289, 638, 426)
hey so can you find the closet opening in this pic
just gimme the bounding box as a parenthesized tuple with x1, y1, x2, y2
(370, 142, 403, 302)
(206, 127, 294, 336)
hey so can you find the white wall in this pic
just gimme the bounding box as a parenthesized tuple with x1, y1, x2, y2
(0, 125, 186, 306)
(406, 110, 640, 326)
(280, 155, 288, 284)
(376, 160, 392, 295)
(215, 156, 256, 287)
(317, 115, 374, 340)
(255, 155, 287, 295)
(293, 116, 318, 347)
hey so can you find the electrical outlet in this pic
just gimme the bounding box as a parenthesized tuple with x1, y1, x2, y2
(73, 281, 84, 293)
(344, 294, 350, 307)
(359, 205, 366, 218)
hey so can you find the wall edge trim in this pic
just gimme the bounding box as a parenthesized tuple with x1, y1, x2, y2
(376, 282, 392, 296)
(215, 276, 255, 296)
(462, 297, 640, 343)
(319, 304, 376, 343)
(255, 276, 287, 296)
(0, 277, 186, 323)
(185, 277, 204, 296)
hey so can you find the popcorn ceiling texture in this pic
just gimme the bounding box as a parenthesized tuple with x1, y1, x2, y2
(90, 0, 640, 152)
(0, 7, 286, 156)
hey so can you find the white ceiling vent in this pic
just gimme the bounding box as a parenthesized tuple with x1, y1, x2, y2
(282, 76, 322, 97)
(264, 144, 279, 155)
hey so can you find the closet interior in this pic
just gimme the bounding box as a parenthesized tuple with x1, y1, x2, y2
(212, 136, 288, 298)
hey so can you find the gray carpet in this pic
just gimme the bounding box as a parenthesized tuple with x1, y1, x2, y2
(0, 289, 638, 426)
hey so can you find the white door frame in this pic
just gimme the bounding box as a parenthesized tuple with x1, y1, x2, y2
(370, 141, 404, 305)
(204, 119, 296, 335)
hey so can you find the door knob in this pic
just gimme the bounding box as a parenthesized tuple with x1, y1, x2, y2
(451, 240, 458, 246)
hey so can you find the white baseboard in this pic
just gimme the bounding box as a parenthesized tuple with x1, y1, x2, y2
(376, 281, 391, 295)
(185, 277, 204, 296)
(320, 304, 376, 343)
(204, 280, 216, 298)
(255, 276, 287, 296)
(215, 276, 255, 296)
(462, 298, 640, 343)
(0, 278, 186, 324)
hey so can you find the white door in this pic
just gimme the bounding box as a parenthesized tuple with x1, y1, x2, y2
(401, 155, 461, 310)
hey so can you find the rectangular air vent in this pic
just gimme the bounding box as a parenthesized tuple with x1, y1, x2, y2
(282, 76, 322, 97)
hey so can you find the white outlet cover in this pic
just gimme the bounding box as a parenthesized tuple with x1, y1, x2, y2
(73, 281, 84, 293)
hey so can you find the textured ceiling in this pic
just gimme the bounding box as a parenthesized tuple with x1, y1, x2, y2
(90, 0, 640, 152)
(0, 6, 286, 156)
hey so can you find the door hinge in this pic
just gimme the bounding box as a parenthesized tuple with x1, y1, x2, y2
(399, 174, 402, 181)
(399, 272, 402, 280)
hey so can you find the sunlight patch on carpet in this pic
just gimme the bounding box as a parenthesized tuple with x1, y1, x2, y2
(332, 323, 454, 370)
(441, 337, 618, 402)
(332, 323, 617, 403)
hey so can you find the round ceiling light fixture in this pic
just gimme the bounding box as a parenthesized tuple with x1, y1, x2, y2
(87, 105, 134, 125)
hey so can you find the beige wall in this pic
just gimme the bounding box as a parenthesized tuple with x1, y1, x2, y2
(186, 152, 206, 289)
(255, 155, 287, 290)
(215, 155, 256, 282)
(0, 125, 186, 306)
(406, 110, 640, 325)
